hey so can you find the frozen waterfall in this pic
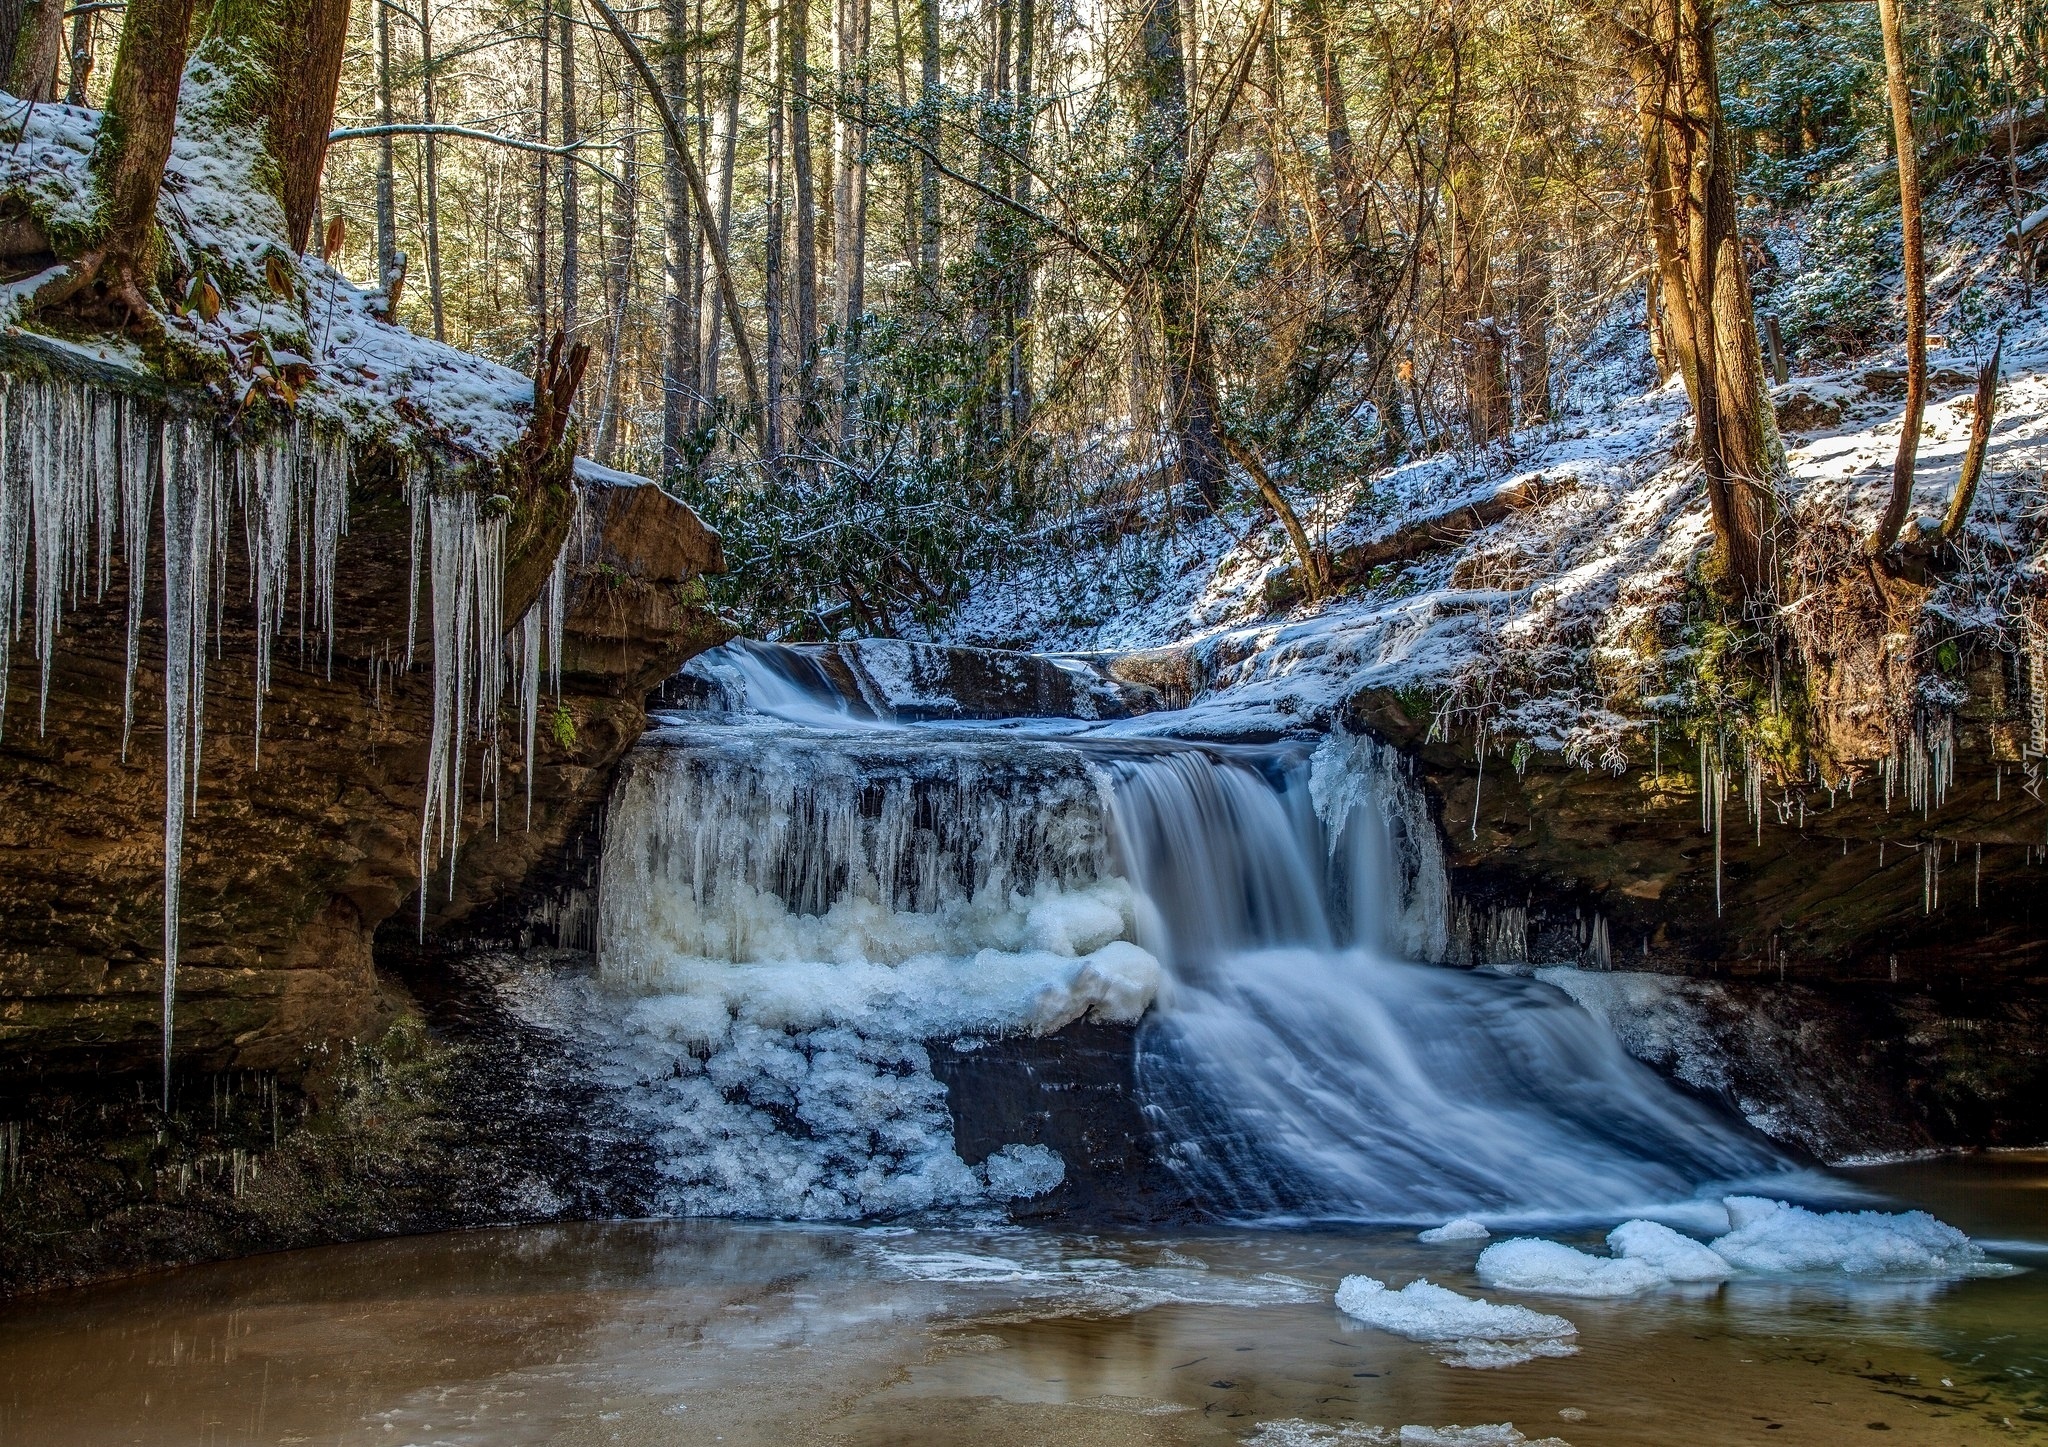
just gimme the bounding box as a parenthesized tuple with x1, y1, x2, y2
(576, 641, 1790, 1224)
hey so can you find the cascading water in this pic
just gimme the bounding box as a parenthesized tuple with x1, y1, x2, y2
(1112, 732, 1785, 1223)
(577, 641, 1791, 1225)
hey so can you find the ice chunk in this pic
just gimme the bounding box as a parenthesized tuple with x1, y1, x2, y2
(1334, 1275, 1578, 1369)
(1709, 1195, 2010, 1276)
(1246, 1425, 1570, 1447)
(1420, 1218, 1492, 1243)
(1607, 1219, 1732, 1282)
(1475, 1238, 1667, 1297)
(980, 1144, 1066, 1199)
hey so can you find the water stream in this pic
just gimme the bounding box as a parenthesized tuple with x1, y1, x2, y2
(594, 640, 1793, 1227)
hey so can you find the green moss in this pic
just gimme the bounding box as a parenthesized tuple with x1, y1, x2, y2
(548, 705, 576, 751)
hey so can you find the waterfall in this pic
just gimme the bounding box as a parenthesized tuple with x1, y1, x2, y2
(1109, 737, 1785, 1224)
(581, 641, 1791, 1225)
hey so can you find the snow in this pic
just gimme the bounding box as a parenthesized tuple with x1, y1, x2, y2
(934, 190, 2048, 772)
(1419, 1219, 1492, 1243)
(0, 91, 538, 459)
(1332, 1275, 1579, 1369)
(1465, 1196, 2012, 1301)
(1606, 1218, 1735, 1282)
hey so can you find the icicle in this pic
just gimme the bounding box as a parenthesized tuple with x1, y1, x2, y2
(159, 418, 212, 1112)
(120, 404, 156, 760)
(0, 381, 24, 740)
(417, 489, 508, 923)
(1470, 725, 1485, 840)
(1712, 747, 1725, 918)
(404, 463, 428, 670)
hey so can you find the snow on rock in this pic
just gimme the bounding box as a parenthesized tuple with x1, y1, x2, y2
(1707, 1195, 2016, 1277)
(1419, 1219, 1493, 1243)
(1333, 1275, 1579, 1369)
(938, 244, 2048, 767)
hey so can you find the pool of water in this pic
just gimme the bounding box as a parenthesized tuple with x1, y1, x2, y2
(1, 1154, 2042, 1447)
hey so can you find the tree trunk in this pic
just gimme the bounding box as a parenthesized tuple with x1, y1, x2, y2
(558, 0, 580, 343)
(375, 0, 400, 291)
(702, 0, 749, 411)
(596, 68, 638, 464)
(1008, 0, 1034, 434)
(839, 0, 870, 448)
(766, 0, 787, 463)
(84, 0, 192, 285)
(535, 0, 551, 336)
(917, 0, 941, 298)
(62, 0, 92, 104)
(1621, 0, 1783, 598)
(791, 0, 819, 420)
(1515, 230, 1550, 427)
(1868, 0, 1926, 556)
(1136, 0, 1225, 508)
(1, 0, 63, 100)
(1452, 161, 1508, 445)
(662, 0, 696, 472)
(419, 0, 446, 339)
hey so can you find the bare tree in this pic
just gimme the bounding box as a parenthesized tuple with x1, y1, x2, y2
(1867, 0, 1926, 556)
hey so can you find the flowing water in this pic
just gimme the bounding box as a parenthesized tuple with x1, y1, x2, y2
(4, 639, 2042, 1444)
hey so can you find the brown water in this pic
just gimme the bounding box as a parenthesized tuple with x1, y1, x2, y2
(1, 1155, 2042, 1447)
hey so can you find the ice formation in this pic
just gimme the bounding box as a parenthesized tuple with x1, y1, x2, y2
(1333, 1274, 1579, 1369)
(1246, 1424, 1571, 1447)
(1419, 1219, 1492, 1243)
(0, 377, 358, 1103)
(1475, 1237, 1679, 1298)
(0, 371, 572, 1101)
(1470, 1198, 2009, 1299)
(1707, 1195, 2013, 1276)
(980, 1142, 1067, 1198)
(576, 718, 1162, 1216)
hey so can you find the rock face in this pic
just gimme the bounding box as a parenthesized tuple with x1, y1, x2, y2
(0, 452, 729, 1079)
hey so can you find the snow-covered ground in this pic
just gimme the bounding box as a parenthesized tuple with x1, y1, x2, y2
(941, 217, 2047, 766)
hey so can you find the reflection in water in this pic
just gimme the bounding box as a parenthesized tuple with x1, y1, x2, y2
(0, 1157, 2041, 1447)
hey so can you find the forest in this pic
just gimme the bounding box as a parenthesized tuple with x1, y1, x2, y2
(3, 0, 2048, 1437)
(11, 0, 2035, 640)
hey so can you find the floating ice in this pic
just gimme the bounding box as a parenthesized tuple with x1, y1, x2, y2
(1246, 1424, 1571, 1447)
(1708, 1195, 2014, 1277)
(1420, 1218, 1492, 1243)
(1476, 1238, 1668, 1298)
(1333, 1275, 1578, 1369)
(1607, 1218, 1733, 1283)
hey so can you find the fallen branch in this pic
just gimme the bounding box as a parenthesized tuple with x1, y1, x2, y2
(1265, 473, 1571, 611)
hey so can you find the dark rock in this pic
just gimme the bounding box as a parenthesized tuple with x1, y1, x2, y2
(933, 1021, 1197, 1224)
